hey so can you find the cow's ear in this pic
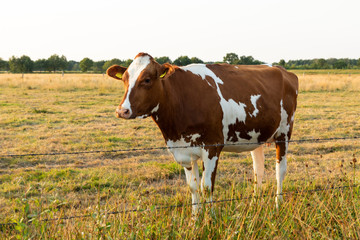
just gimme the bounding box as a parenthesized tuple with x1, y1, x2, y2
(107, 65, 127, 80)
(159, 63, 175, 79)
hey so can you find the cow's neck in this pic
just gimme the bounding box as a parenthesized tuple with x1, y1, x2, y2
(150, 70, 189, 142)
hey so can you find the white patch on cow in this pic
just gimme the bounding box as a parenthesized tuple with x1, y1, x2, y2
(167, 137, 201, 168)
(247, 129, 261, 140)
(278, 100, 290, 135)
(201, 149, 218, 202)
(235, 66, 239, 69)
(251, 146, 265, 189)
(181, 64, 224, 85)
(249, 95, 261, 117)
(276, 156, 287, 181)
(136, 104, 159, 119)
(121, 55, 151, 116)
(276, 155, 287, 206)
(182, 64, 251, 145)
(181, 64, 213, 87)
(221, 99, 247, 139)
(168, 135, 219, 205)
(275, 100, 290, 152)
(274, 101, 291, 208)
(151, 104, 159, 114)
(136, 114, 148, 119)
(291, 112, 295, 123)
(224, 129, 261, 152)
(190, 133, 201, 143)
(184, 162, 200, 213)
(276, 156, 287, 182)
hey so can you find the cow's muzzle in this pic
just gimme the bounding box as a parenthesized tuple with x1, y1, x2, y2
(116, 107, 131, 119)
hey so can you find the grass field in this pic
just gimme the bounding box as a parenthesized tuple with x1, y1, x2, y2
(0, 72, 359, 239)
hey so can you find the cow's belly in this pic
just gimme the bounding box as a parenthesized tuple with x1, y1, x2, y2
(221, 127, 277, 153)
(168, 147, 202, 167)
(222, 143, 261, 153)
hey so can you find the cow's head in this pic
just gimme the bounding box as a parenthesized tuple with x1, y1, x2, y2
(107, 53, 174, 119)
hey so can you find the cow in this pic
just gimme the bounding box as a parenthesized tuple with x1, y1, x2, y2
(107, 53, 298, 214)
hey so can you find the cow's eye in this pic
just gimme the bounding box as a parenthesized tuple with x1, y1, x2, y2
(144, 78, 151, 84)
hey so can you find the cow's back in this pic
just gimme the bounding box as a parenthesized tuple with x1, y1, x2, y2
(207, 64, 287, 103)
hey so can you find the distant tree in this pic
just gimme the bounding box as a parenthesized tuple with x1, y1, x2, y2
(67, 60, 80, 71)
(333, 60, 348, 69)
(93, 60, 105, 73)
(102, 58, 124, 72)
(326, 58, 337, 69)
(34, 59, 48, 72)
(271, 58, 360, 69)
(8, 55, 33, 73)
(47, 54, 68, 72)
(0, 58, 9, 71)
(311, 58, 327, 69)
(358, 58, 360, 68)
(155, 56, 172, 64)
(279, 59, 286, 67)
(238, 55, 263, 65)
(79, 57, 94, 72)
(190, 57, 204, 64)
(173, 56, 192, 66)
(8, 57, 18, 73)
(223, 53, 239, 64)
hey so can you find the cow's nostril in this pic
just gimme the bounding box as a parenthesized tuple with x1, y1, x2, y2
(117, 108, 131, 119)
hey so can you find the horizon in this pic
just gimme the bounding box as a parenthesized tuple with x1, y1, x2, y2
(2, 53, 359, 64)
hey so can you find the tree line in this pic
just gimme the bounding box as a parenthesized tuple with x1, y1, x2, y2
(278, 58, 360, 69)
(0, 53, 359, 73)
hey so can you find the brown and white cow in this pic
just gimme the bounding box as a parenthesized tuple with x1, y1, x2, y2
(107, 53, 298, 213)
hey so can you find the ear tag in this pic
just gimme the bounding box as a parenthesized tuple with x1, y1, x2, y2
(160, 71, 167, 78)
(115, 73, 123, 79)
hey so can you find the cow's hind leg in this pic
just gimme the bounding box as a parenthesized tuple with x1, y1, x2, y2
(200, 147, 221, 205)
(251, 145, 265, 195)
(275, 139, 288, 208)
(184, 160, 200, 215)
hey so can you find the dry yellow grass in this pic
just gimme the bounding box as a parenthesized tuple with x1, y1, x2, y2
(1, 72, 360, 92)
(297, 73, 360, 91)
(0, 73, 119, 91)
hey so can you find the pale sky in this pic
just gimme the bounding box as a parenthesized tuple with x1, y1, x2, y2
(1, 0, 359, 63)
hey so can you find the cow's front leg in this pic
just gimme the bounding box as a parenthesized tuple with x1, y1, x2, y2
(251, 145, 265, 195)
(184, 161, 200, 215)
(168, 146, 202, 216)
(200, 147, 221, 205)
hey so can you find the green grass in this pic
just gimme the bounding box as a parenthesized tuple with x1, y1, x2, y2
(0, 74, 359, 238)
